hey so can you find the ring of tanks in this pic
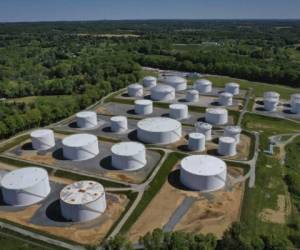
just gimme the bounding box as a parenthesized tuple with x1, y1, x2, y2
(2, 75, 299, 224)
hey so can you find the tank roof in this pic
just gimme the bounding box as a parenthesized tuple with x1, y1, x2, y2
(152, 84, 175, 92)
(135, 99, 152, 105)
(111, 142, 145, 156)
(195, 79, 212, 85)
(189, 133, 205, 139)
(195, 122, 212, 129)
(219, 136, 236, 143)
(225, 126, 241, 133)
(163, 75, 186, 83)
(220, 92, 233, 97)
(226, 82, 239, 87)
(60, 180, 104, 205)
(144, 76, 156, 80)
(76, 111, 96, 118)
(128, 83, 143, 88)
(31, 129, 53, 138)
(110, 116, 127, 122)
(169, 103, 188, 109)
(137, 117, 181, 133)
(181, 155, 226, 176)
(62, 134, 98, 147)
(206, 107, 228, 114)
(1, 167, 48, 190)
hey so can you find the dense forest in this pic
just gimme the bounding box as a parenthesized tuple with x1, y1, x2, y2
(0, 20, 300, 139)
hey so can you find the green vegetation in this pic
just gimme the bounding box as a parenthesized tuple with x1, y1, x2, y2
(120, 152, 187, 233)
(0, 134, 29, 153)
(242, 113, 300, 149)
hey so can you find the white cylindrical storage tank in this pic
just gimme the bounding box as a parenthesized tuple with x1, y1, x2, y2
(218, 136, 237, 156)
(62, 134, 99, 161)
(31, 129, 55, 151)
(128, 83, 143, 97)
(194, 79, 212, 93)
(186, 89, 199, 102)
(143, 76, 157, 89)
(264, 91, 280, 101)
(1, 167, 50, 206)
(180, 155, 227, 192)
(111, 142, 146, 170)
(195, 122, 212, 141)
(218, 92, 233, 106)
(110, 116, 128, 133)
(224, 126, 242, 143)
(150, 84, 175, 101)
(291, 100, 300, 114)
(205, 108, 228, 125)
(225, 82, 240, 95)
(264, 97, 278, 112)
(134, 100, 153, 115)
(188, 133, 205, 151)
(60, 181, 106, 222)
(290, 94, 300, 113)
(161, 76, 187, 91)
(169, 104, 188, 120)
(76, 111, 98, 129)
(137, 117, 182, 144)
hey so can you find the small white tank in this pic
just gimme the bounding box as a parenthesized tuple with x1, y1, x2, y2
(31, 129, 55, 151)
(188, 133, 205, 151)
(110, 116, 128, 133)
(264, 91, 280, 101)
(290, 94, 300, 113)
(111, 142, 146, 170)
(162, 76, 187, 91)
(205, 108, 228, 125)
(128, 83, 143, 97)
(60, 181, 106, 222)
(224, 126, 242, 143)
(264, 97, 278, 112)
(225, 82, 240, 95)
(169, 104, 188, 120)
(143, 76, 157, 88)
(76, 111, 98, 129)
(135, 99, 153, 115)
(195, 122, 212, 141)
(218, 92, 233, 106)
(151, 84, 175, 101)
(186, 89, 199, 102)
(194, 79, 212, 93)
(218, 136, 237, 156)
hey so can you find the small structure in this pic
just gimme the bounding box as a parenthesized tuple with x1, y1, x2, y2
(161, 75, 187, 91)
(185, 89, 199, 102)
(180, 155, 227, 192)
(169, 104, 188, 120)
(128, 83, 143, 97)
(218, 136, 237, 156)
(110, 116, 128, 133)
(205, 108, 228, 125)
(31, 129, 55, 151)
(143, 76, 157, 88)
(218, 92, 233, 106)
(193, 79, 212, 93)
(62, 134, 99, 161)
(225, 82, 240, 95)
(195, 122, 212, 141)
(224, 126, 242, 143)
(264, 97, 278, 112)
(1, 167, 50, 206)
(264, 91, 280, 101)
(60, 181, 106, 222)
(111, 142, 146, 170)
(76, 111, 98, 129)
(137, 117, 182, 144)
(290, 94, 300, 114)
(188, 133, 205, 151)
(135, 99, 153, 115)
(151, 84, 175, 101)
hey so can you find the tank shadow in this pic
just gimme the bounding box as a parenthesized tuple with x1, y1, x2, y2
(121, 93, 129, 97)
(161, 113, 170, 118)
(255, 107, 266, 111)
(127, 109, 136, 115)
(256, 100, 264, 105)
(168, 169, 191, 191)
(45, 200, 71, 222)
(68, 122, 78, 128)
(196, 117, 206, 122)
(283, 109, 294, 114)
(178, 98, 187, 103)
(99, 156, 118, 171)
(207, 148, 220, 156)
(210, 101, 221, 106)
(52, 148, 66, 160)
(283, 103, 291, 108)
(177, 144, 190, 152)
(102, 126, 112, 133)
(21, 142, 33, 151)
(127, 130, 139, 142)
